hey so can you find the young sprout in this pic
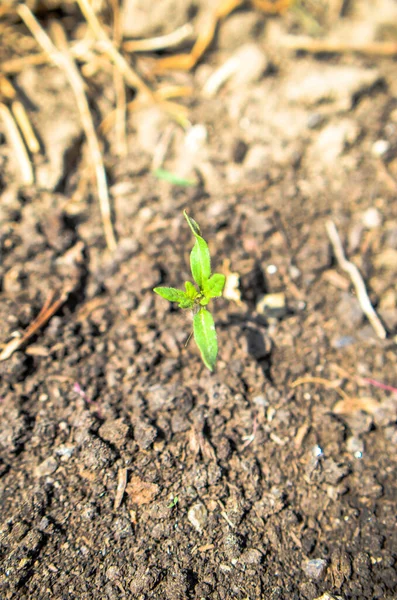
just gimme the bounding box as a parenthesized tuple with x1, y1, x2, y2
(153, 211, 225, 371)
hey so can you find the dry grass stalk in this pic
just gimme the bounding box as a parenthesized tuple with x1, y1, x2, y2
(1, 74, 40, 153)
(0, 289, 71, 361)
(123, 23, 194, 53)
(0, 101, 34, 185)
(18, 5, 117, 251)
(325, 220, 387, 340)
(76, 0, 188, 122)
(281, 35, 397, 56)
(109, 0, 127, 157)
(1, 53, 48, 74)
(12, 100, 40, 154)
(76, 0, 154, 99)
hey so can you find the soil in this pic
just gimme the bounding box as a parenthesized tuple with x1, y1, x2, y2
(1, 1, 397, 599)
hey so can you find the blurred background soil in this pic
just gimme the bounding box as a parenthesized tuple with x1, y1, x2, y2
(0, 1, 397, 598)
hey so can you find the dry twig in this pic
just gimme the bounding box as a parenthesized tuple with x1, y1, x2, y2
(75, 0, 153, 99)
(281, 35, 397, 56)
(123, 23, 194, 53)
(0, 102, 33, 185)
(109, 0, 127, 157)
(114, 467, 128, 510)
(0, 289, 72, 362)
(17, 5, 117, 251)
(12, 100, 40, 154)
(325, 220, 387, 339)
(290, 375, 349, 400)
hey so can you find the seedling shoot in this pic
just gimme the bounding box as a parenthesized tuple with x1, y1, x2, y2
(153, 211, 225, 371)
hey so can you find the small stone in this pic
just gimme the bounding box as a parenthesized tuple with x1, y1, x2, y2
(37, 517, 50, 531)
(106, 566, 121, 581)
(346, 436, 364, 458)
(322, 458, 350, 485)
(239, 548, 263, 565)
(256, 293, 287, 318)
(184, 124, 207, 154)
(371, 139, 390, 157)
(133, 420, 157, 450)
(187, 502, 208, 533)
(55, 444, 75, 460)
(223, 532, 243, 560)
(307, 112, 325, 129)
(35, 457, 58, 478)
(302, 558, 328, 581)
(331, 335, 355, 349)
(112, 517, 133, 540)
(253, 394, 269, 407)
(362, 207, 382, 228)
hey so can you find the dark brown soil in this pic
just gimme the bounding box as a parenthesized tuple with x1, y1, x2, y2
(1, 2, 397, 599)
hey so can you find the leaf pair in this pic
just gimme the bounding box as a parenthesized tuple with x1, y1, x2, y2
(153, 282, 197, 310)
(153, 211, 225, 371)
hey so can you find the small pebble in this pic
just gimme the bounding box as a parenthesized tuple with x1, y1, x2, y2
(371, 139, 390, 157)
(188, 502, 208, 533)
(35, 457, 58, 478)
(346, 436, 364, 458)
(239, 548, 263, 565)
(331, 335, 355, 349)
(266, 264, 278, 275)
(362, 207, 381, 228)
(256, 293, 287, 318)
(253, 394, 269, 407)
(302, 558, 328, 581)
(55, 445, 75, 460)
(184, 124, 207, 153)
(312, 445, 324, 458)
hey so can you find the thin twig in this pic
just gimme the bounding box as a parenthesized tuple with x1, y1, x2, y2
(123, 23, 193, 52)
(0, 102, 33, 185)
(1, 74, 40, 153)
(359, 377, 397, 395)
(12, 100, 40, 154)
(75, 0, 154, 99)
(110, 0, 128, 157)
(290, 376, 349, 400)
(1, 53, 49, 74)
(114, 467, 128, 510)
(325, 220, 387, 339)
(281, 35, 397, 56)
(151, 123, 176, 171)
(17, 5, 117, 251)
(0, 289, 71, 361)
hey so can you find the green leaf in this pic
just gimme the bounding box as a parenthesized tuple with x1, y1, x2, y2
(183, 210, 201, 236)
(178, 297, 194, 309)
(185, 281, 198, 300)
(190, 238, 211, 288)
(153, 169, 197, 187)
(153, 287, 188, 303)
(193, 308, 218, 371)
(203, 273, 226, 299)
(184, 212, 211, 287)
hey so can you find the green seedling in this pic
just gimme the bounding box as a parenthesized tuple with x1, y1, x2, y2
(153, 168, 197, 187)
(168, 495, 179, 509)
(154, 211, 225, 371)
